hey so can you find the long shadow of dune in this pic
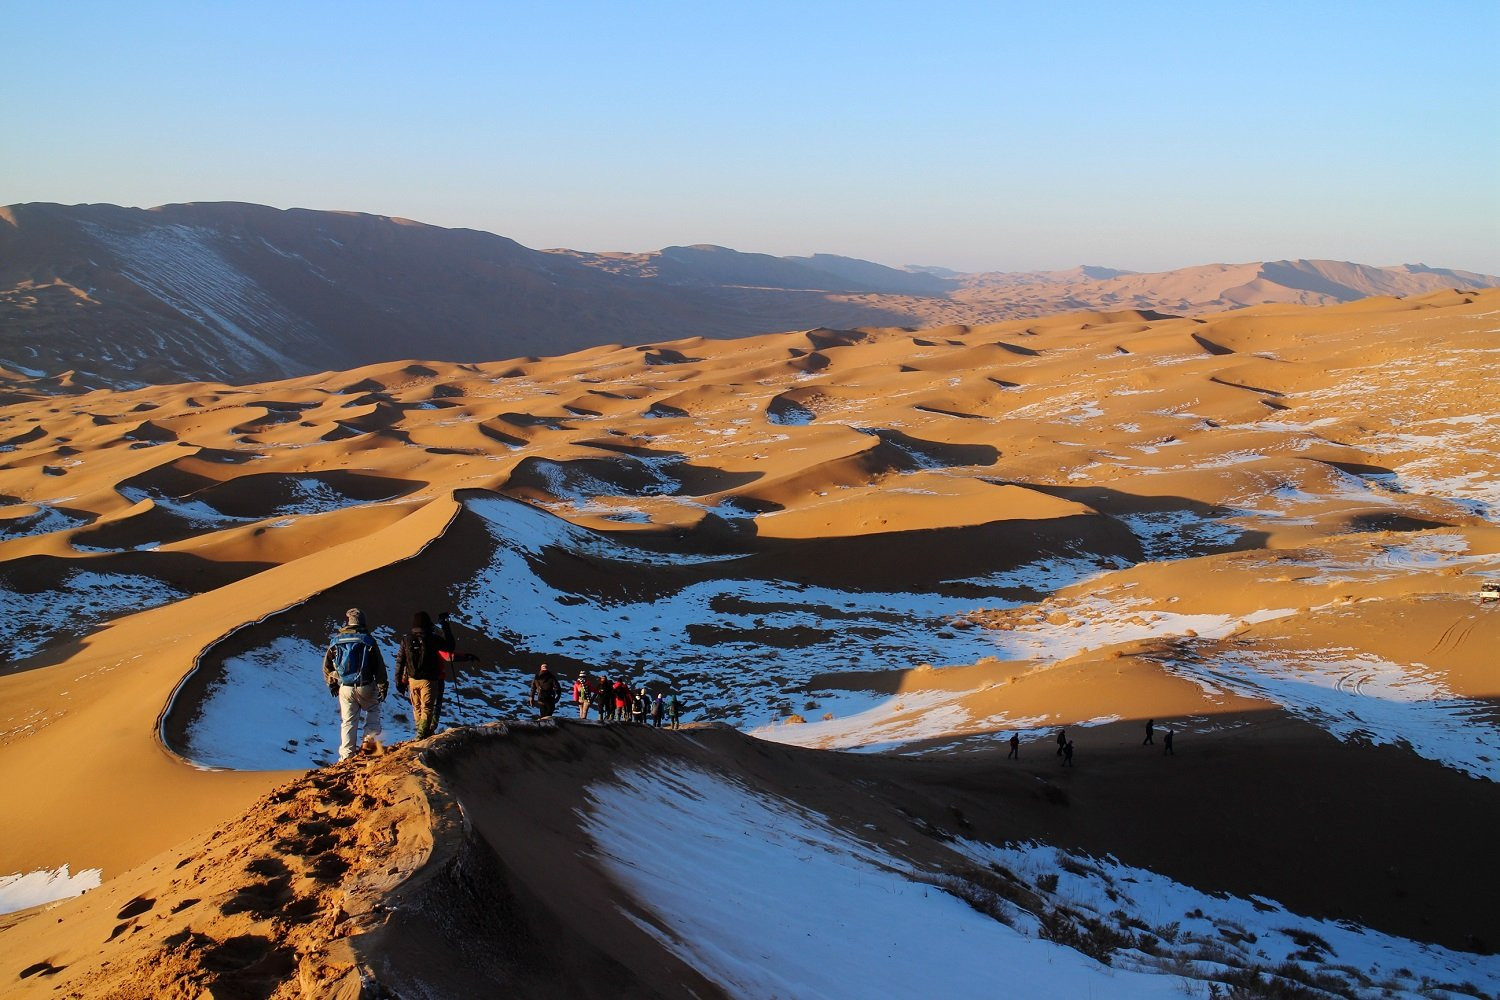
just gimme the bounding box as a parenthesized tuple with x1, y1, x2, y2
(507, 453, 761, 501)
(856, 428, 999, 467)
(1010, 483, 1269, 559)
(1, 551, 272, 668)
(86, 471, 425, 549)
(194, 471, 423, 520)
(1190, 332, 1235, 355)
(727, 513, 1137, 592)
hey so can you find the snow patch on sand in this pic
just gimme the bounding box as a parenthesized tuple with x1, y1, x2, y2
(0, 865, 102, 915)
(946, 552, 1130, 594)
(1118, 510, 1247, 560)
(754, 689, 971, 752)
(182, 636, 342, 769)
(975, 599, 1294, 664)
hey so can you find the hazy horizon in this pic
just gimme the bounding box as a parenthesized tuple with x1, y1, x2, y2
(3, 1, 1496, 274)
(10, 197, 1500, 279)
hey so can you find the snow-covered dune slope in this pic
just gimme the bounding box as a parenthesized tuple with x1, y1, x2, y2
(583, 758, 1499, 999)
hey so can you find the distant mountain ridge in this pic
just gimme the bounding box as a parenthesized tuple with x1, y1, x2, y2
(952, 259, 1499, 315)
(2, 201, 1495, 387)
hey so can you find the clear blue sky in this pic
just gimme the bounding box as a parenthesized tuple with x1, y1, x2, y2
(4, 1, 1497, 273)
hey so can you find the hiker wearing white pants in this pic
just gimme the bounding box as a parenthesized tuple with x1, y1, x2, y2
(322, 607, 389, 761)
(338, 682, 384, 761)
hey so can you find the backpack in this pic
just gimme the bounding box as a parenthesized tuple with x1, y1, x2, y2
(330, 632, 376, 686)
(406, 628, 429, 680)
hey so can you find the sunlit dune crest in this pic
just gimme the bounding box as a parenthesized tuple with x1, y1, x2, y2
(2, 289, 1499, 996)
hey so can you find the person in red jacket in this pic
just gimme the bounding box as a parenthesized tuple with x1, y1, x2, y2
(574, 672, 591, 719)
(612, 678, 631, 722)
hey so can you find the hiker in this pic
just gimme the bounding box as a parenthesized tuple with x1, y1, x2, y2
(1062, 740, 1075, 767)
(1007, 732, 1020, 760)
(530, 663, 561, 718)
(322, 607, 389, 761)
(1143, 718, 1155, 746)
(667, 692, 682, 729)
(587, 674, 608, 721)
(574, 672, 591, 719)
(613, 678, 631, 722)
(1055, 729, 1067, 757)
(1164, 728, 1175, 756)
(395, 610, 455, 741)
(650, 692, 665, 728)
(632, 687, 649, 725)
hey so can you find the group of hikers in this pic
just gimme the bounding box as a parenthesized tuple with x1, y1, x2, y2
(524, 663, 682, 727)
(1002, 717, 1176, 768)
(322, 607, 1179, 768)
(321, 607, 684, 762)
(562, 670, 683, 728)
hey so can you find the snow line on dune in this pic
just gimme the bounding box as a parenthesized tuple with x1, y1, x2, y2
(0, 502, 89, 541)
(0, 865, 102, 915)
(953, 841, 1500, 998)
(579, 760, 1178, 999)
(1165, 648, 1500, 782)
(751, 689, 973, 751)
(969, 599, 1297, 664)
(751, 689, 1062, 754)
(2, 570, 187, 661)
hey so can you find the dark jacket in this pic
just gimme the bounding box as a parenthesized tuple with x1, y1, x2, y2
(531, 669, 560, 703)
(396, 622, 455, 687)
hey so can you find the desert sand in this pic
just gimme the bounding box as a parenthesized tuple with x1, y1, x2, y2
(1, 289, 1498, 997)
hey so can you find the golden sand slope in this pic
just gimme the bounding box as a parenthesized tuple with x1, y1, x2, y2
(1, 290, 1499, 988)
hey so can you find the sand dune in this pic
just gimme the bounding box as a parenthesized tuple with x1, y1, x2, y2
(2, 289, 1499, 995)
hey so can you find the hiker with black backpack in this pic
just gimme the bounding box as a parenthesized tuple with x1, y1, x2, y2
(530, 663, 561, 718)
(395, 610, 455, 741)
(322, 607, 389, 761)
